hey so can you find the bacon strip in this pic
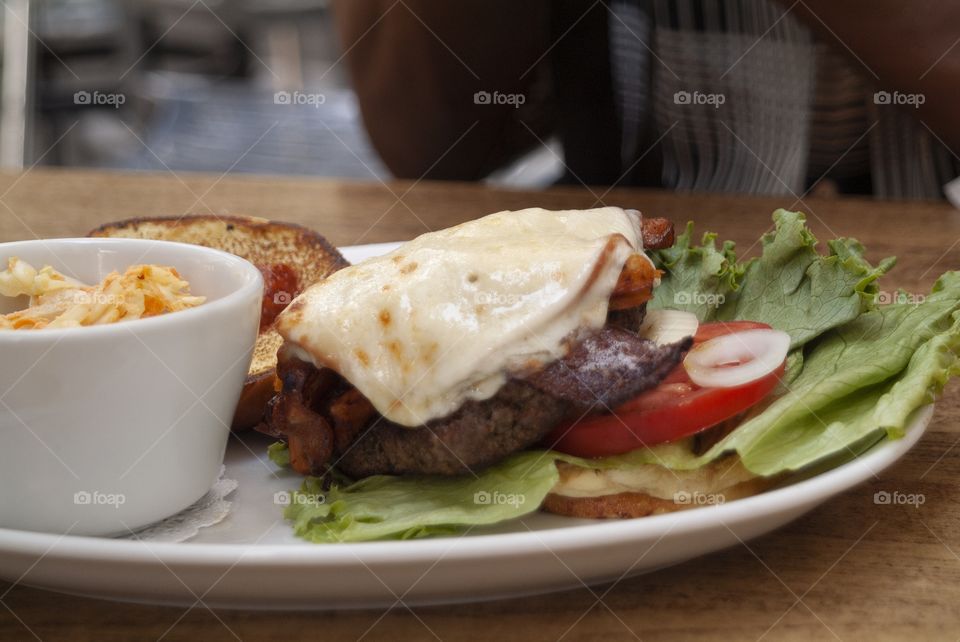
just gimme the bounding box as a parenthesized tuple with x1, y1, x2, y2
(610, 254, 661, 310)
(608, 217, 672, 310)
(641, 217, 674, 250)
(261, 346, 339, 476)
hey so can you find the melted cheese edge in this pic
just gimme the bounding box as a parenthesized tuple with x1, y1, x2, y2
(277, 207, 647, 426)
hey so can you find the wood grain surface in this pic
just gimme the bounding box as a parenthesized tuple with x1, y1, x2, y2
(2, 168, 960, 641)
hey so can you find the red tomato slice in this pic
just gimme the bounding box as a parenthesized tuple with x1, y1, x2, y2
(545, 321, 783, 458)
(693, 320, 771, 343)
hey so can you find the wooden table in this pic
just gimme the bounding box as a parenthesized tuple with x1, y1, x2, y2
(2, 168, 960, 641)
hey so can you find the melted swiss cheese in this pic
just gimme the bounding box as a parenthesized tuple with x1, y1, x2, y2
(277, 207, 647, 426)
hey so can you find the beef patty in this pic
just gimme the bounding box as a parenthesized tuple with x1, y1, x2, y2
(262, 325, 690, 478)
(336, 379, 570, 477)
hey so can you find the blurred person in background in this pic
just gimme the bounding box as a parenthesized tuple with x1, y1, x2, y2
(333, 0, 960, 199)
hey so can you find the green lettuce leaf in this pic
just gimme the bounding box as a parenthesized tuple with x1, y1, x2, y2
(649, 223, 740, 320)
(267, 441, 290, 468)
(282, 451, 558, 542)
(652, 209, 895, 348)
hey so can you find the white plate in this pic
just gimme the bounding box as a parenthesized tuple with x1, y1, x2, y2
(0, 243, 934, 610)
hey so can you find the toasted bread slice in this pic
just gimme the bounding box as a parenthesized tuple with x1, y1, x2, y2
(89, 215, 349, 429)
(541, 458, 775, 518)
(542, 477, 774, 518)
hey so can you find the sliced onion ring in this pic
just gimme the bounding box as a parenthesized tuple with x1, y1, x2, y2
(683, 328, 790, 388)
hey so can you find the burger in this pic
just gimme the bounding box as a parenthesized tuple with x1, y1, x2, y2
(255, 206, 960, 543)
(258, 206, 787, 519)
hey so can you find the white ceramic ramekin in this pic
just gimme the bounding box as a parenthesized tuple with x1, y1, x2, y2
(0, 238, 262, 536)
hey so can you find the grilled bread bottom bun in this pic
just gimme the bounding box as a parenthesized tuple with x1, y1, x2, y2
(89, 215, 349, 429)
(542, 457, 775, 518)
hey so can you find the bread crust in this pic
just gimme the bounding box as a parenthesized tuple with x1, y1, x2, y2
(89, 214, 345, 269)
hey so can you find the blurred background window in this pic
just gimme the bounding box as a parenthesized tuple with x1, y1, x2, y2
(12, 0, 391, 179)
(0, 0, 577, 190)
(3, 0, 958, 199)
